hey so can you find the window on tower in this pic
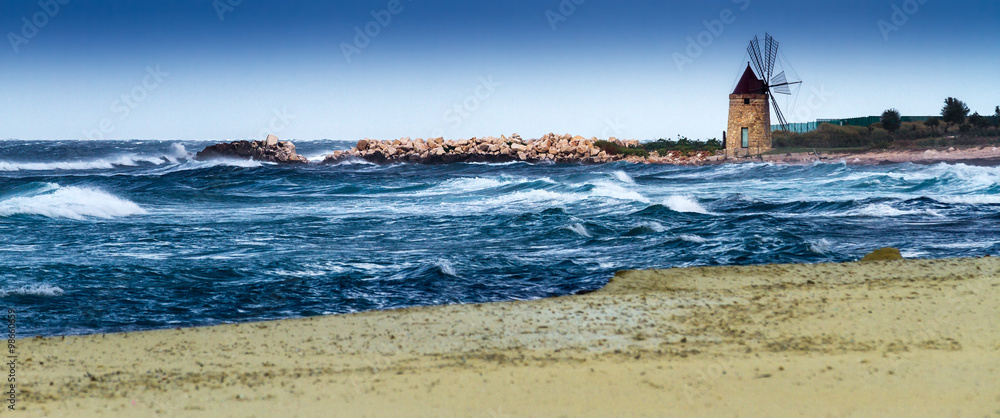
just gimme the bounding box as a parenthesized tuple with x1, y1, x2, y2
(741, 128, 749, 148)
(744, 98, 750, 105)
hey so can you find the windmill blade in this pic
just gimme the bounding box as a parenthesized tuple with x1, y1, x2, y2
(764, 33, 779, 82)
(771, 95, 790, 132)
(770, 71, 791, 95)
(747, 36, 765, 78)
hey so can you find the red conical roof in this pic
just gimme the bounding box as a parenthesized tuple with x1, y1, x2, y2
(732, 64, 765, 95)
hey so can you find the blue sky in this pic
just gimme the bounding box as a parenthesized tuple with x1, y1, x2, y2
(2, 0, 998, 141)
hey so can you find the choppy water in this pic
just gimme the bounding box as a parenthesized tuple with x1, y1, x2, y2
(2, 140, 998, 336)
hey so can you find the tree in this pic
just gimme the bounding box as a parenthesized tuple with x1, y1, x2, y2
(994, 106, 1000, 127)
(881, 108, 902, 133)
(924, 117, 941, 134)
(969, 112, 990, 131)
(941, 97, 970, 127)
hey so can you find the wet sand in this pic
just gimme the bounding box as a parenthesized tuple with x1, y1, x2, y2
(17, 257, 1000, 416)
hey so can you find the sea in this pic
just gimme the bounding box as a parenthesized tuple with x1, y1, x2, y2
(2, 140, 998, 337)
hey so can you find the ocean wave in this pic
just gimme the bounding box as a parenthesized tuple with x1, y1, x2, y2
(678, 234, 708, 243)
(0, 284, 64, 298)
(0, 183, 146, 220)
(848, 203, 942, 218)
(436, 260, 459, 277)
(413, 176, 557, 198)
(0, 146, 188, 172)
(610, 170, 636, 184)
(664, 195, 712, 214)
(588, 182, 649, 203)
(464, 161, 525, 166)
(481, 189, 586, 207)
(564, 223, 592, 237)
(642, 221, 666, 233)
(808, 238, 833, 254)
(934, 195, 1000, 205)
(431, 177, 516, 193)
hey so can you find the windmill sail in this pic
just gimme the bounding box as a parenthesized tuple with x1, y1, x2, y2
(770, 72, 790, 95)
(764, 33, 779, 82)
(771, 96, 790, 132)
(747, 36, 765, 79)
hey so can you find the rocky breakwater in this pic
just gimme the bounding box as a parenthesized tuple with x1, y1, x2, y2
(196, 135, 309, 164)
(322, 133, 647, 165)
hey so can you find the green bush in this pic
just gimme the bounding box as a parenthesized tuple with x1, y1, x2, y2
(641, 137, 720, 154)
(594, 140, 649, 158)
(772, 123, 871, 148)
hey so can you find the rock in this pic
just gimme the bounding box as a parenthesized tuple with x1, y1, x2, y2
(860, 248, 904, 262)
(356, 139, 370, 151)
(195, 138, 309, 164)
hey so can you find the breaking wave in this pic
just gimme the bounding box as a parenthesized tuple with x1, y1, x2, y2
(664, 195, 712, 214)
(0, 145, 189, 172)
(0, 183, 146, 220)
(0, 284, 65, 298)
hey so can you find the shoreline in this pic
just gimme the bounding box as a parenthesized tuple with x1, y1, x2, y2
(758, 145, 1000, 166)
(18, 256, 1000, 416)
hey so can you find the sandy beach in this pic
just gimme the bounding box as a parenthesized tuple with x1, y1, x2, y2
(14, 257, 1000, 416)
(760, 145, 1000, 166)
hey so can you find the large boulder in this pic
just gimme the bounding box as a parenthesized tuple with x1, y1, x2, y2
(195, 136, 308, 164)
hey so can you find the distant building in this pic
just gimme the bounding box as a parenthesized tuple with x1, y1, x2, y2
(773, 116, 935, 133)
(726, 64, 772, 156)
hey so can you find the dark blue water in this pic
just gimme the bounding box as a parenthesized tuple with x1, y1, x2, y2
(2, 140, 998, 336)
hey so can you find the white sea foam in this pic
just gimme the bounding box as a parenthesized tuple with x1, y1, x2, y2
(167, 143, 190, 160)
(935, 195, 1000, 205)
(0, 183, 147, 220)
(808, 238, 833, 254)
(193, 158, 267, 168)
(465, 161, 523, 166)
(678, 234, 707, 243)
(437, 261, 459, 277)
(481, 189, 586, 206)
(0, 284, 64, 298)
(589, 182, 649, 203)
(641, 221, 667, 233)
(0, 151, 185, 172)
(664, 195, 712, 214)
(851, 204, 941, 218)
(565, 223, 592, 237)
(610, 170, 636, 184)
(900, 250, 927, 259)
(436, 177, 511, 192)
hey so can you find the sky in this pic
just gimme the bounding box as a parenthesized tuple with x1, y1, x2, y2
(2, 0, 998, 141)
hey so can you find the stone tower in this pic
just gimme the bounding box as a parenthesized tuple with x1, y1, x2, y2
(726, 64, 771, 157)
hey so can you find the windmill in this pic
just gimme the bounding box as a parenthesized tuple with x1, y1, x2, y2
(726, 33, 801, 156)
(745, 33, 801, 132)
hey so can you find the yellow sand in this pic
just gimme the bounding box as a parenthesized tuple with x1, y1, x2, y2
(16, 257, 1000, 416)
